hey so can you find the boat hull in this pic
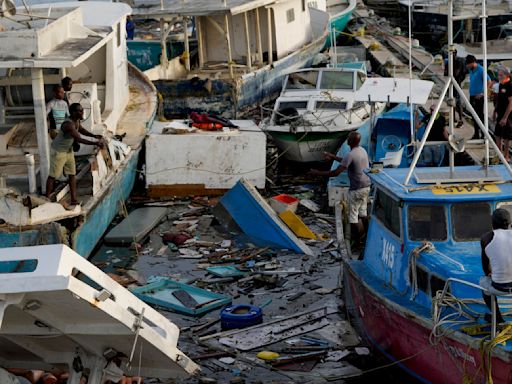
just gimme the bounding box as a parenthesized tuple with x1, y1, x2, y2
(326, 0, 356, 47)
(269, 130, 350, 162)
(155, 36, 327, 118)
(0, 149, 140, 258)
(344, 263, 512, 383)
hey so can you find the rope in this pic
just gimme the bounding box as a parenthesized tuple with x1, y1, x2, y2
(481, 324, 512, 384)
(408, 241, 434, 300)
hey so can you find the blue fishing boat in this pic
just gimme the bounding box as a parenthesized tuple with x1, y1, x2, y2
(0, 2, 156, 258)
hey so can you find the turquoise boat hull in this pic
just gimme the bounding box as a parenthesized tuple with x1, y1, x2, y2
(325, 1, 357, 48)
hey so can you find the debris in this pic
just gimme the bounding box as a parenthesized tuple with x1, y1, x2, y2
(162, 232, 192, 246)
(355, 347, 370, 356)
(315, 287, 336, 295)
(219, 357, 236, 365)
(326, 350, 351, 362)
(287, 291, 305, 301)
(219, 179, 313, 255)
(220, 239, 232, 248)
(221, 304, 263, 330)
(270, 351, 327, 368)
(125, 270, 146, 285)
(191, 319, 221, 334)
(215, 307, 337, 350)
(256, 351, 280, 361)
(299, 199, 320, 212)
(178, 248, 202, 258)
(105, 207, 168, 245)
(107, 273, 135, 287)
(190, 351, 233, 361)
(269, 194, 299, 214)
(156, 245, 168, 256)
(279, 210, 317, 240)
(198, 377, 218, 384)
(131, 278, 231, 316)
(206, 266, 247, 278)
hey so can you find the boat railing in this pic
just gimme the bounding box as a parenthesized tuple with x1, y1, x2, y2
(436, 277, 512, 339)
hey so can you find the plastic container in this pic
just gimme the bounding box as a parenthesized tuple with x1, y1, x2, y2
(269, 194, 299, 214)
(220, 304, 263, 330)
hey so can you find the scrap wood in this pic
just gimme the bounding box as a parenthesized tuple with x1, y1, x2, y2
(191, 319, 221, 334)
(270, 351, 327, 367)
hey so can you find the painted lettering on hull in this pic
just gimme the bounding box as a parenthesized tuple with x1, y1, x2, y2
(432, 184, 500, 195)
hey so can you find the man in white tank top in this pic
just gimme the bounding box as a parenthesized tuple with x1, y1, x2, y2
(480, 208, 512, 323)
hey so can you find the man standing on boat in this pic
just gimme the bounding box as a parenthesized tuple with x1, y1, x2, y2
(311, 132, 370, 245)
(480, 208, 512, 324)
(466, 55, 491, 140)
(492, 67, 512, 162)
(46, 103, 104, 208)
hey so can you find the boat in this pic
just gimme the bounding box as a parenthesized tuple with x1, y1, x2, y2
(130, 0, 338, 118)
(0, 244, 199, 381)
(0, 2, 157, 257)
(325, 0, 357, 48)
(341, 2, 512, 379)
(261, 65, 386, 162)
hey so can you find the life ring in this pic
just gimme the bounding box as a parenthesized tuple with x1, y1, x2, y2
(220, 304, 263, 330)
(192, 122, 223, 131)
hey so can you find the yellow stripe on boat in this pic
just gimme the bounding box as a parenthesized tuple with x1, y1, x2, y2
(432, 184, 501, 195)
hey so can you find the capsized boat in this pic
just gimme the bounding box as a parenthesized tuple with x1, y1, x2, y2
(0, 2, 157, 257)
(261, 65, 386, 162)
(0, 244, 199, 382)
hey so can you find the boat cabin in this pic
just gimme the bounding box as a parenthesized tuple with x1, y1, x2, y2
(271, 67, 366, 125)
(132, 0, 329, 80)
(359, 165, 512, 318)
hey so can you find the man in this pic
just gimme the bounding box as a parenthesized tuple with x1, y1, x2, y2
(311, 132, 370, 244)
(480, 208, 512, 324)
(126, 15, 135, 40)
(466, 54, 491, 140)
(46, 103, 104, 208)
(493, 67, 512, 162)
(444, 49, 466, 126)
(46, 85, 69, 139)
(61, 76, 73, 104)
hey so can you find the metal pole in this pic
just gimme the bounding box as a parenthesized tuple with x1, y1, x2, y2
(31, 68, 50, 193)
(225, 14, 234, 78)
(267, 8, 273, 65)
(404, 79, 452, 185)
(244, 12, 252, 70)
(255, 8, 263, 64)
(183, 16, 190, 71)
(408, 0, 414, 151)
(448, 0, 455, 170)
(452, 80, 512, 176)
(482, 0, 490, 165)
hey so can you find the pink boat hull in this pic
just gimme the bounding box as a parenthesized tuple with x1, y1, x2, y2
(345, 265, 512, 383)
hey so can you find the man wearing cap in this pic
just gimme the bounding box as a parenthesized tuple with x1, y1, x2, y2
(480, 208, 512, 323)
(493, 67, 512, 162)
(466, 55, 491, 140)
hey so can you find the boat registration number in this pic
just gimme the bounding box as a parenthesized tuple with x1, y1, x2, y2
(432, 184, 501, 195)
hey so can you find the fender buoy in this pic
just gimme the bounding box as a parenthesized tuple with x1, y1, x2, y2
(192, 122, 223, 131)
(220, 304, 263, 330)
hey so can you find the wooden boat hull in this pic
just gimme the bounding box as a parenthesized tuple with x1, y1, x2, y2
(344, 262, 512, 383)
(155, 35, 327, 118)
(268, 130, 350, 163)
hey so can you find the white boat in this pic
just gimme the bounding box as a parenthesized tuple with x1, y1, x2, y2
(0, 2, 157, 257)
(261, 65, 385, 162)
(0, 244, 199, 383)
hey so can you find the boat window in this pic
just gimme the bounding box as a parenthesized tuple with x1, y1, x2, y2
(408, 205, 447, 241)
(415, 266, 429, 294)
(451, 202, 492, 241)
(287, 8, 295, 23)
(374, 189, 401, 237)
(356, 73, 365, 90)
(314, 101, 347, 110)
(285, 72, 318, 90)
(319, 71, 354, 90)
(430, 274, 446, 297)
(278, 101, 308, 110)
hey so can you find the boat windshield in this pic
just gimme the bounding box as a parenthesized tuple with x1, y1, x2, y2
(451, 202, 492, 242)
(285, 72, 319, 90)
(408, 205, 447, 241)
(320, 71, 354, 90)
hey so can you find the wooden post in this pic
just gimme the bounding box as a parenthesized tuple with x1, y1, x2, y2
(31, 68, 50, 193)
(244, 12, 252, 70)
(255, 8, 263, 65)
(196, 16, 205, 68)
(225, 14, 234, 78)
(267, 7, 273, 64)
(183, 16, 190, 71)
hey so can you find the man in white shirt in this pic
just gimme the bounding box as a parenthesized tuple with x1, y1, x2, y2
(480, 208, 512, 323)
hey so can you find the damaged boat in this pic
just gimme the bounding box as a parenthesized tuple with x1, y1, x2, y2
(0, 2, 157, 257)
(0, 244, 199, 383)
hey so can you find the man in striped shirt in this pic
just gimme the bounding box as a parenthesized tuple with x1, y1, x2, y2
(46, 85, 69, 139)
